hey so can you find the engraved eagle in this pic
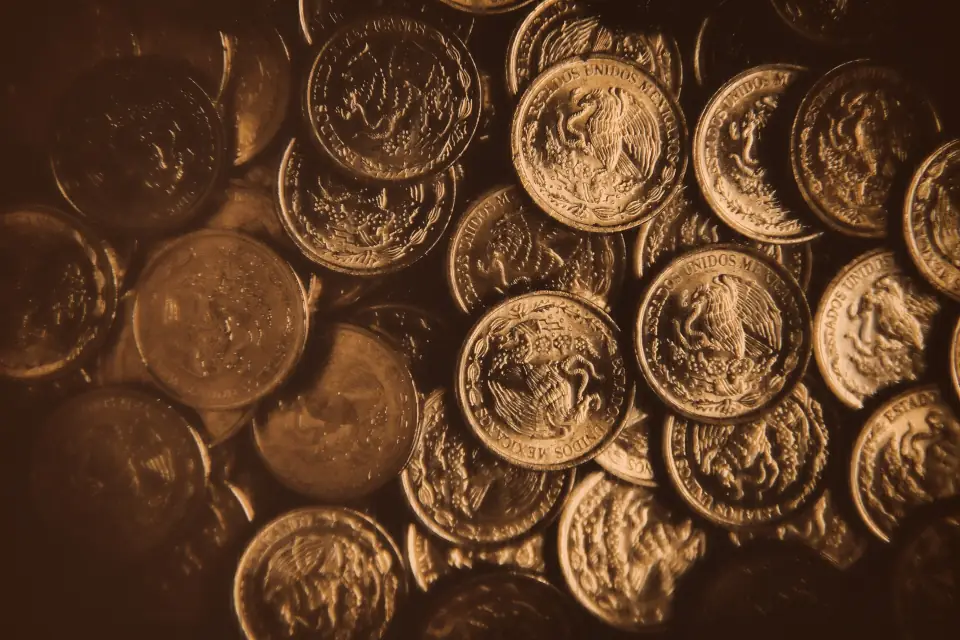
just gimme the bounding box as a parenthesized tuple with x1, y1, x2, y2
(929, 169, 960, 266)
(848, 275, 937, 356)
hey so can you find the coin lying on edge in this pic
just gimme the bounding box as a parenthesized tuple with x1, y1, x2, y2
(234, 507, 406, 640)
(134, 230, 308, 411)
(457, 291, 630, 470)
(0, 206, 117, 381)
(637, 244, 811, 423)
(512, 55, 686, 232)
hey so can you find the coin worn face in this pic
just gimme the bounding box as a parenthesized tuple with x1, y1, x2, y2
(0, 207, 117, 381)
(851, 386, 960, 543)
(234, 507, 406, 640)
(306, 15, 481, 181)
(594, 388, 656, 486)
(30, 388, 210, 560)
(134, 230, 308, 410)
(664, 383, 829, 528)
(351, 304, 451, 387)
(792, 60, 942, 238)
(814, 248, 939, 409)
(770, 0, 896, 44)
(402, 389, 573, 545)
(51, 57, 225, 233)
(695, 64, 820, 244)
(457, 292, 630, 469)
(255, 324, 419, 502)
(558, 472, 708, 630)
(298, 0, 475, 46)
(637, 245, 811, 423)
(512, 55, 686, 232)
(447, 185, 626, 315)
(278, 138, 456, 275)
(507, 0, 682, 98)
(905, 140, 960, 301)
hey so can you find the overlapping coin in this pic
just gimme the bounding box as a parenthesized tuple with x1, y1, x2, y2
(769, 0, 896, 44)
(594, 387, 656, 486)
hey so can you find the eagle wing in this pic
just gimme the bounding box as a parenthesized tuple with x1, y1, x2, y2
(902, 288, 940, 324)
(617, 88, 662, 182)
(488, 378, 540, 437)
(538, 17, 609, 72)
(692, 423, 735, 471)
(723, 274, 782, 355)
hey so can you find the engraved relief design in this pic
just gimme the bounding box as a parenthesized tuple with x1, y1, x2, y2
(894, 512, 960, 640)
(915, 146, 960, 266)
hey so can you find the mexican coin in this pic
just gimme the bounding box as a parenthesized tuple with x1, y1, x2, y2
(594, 387, 657, 486)
(770, 0, 897, 44)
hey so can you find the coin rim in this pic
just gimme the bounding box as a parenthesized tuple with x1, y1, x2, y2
(594, 385, 658, 487)
(952, 319, 960, 406)
(768, 0, 885, 44)
(437, 0, 536, 15)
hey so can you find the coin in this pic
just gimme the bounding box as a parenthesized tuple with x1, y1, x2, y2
(351, 303, 451, 387)
(254, 324, 419, 502)
(558, 472, 708, 630)
(456, 291, 630, 469)
(637, 244, 812, 423)
(694, 64, 821, 244)
(134, 230, 308, 410)
(29, 387, 210, 560)
(306, 15, 481, 181)
(437, 0, 535, 13)
(594, 387, 656, 486)
(512, 55, 686, 232)
(278, 138, 456, 275)
(904, 140, 960, 301)
(813, 248, 939, 409)
(791, 59, 942, 238)
(851, 385, 960, 543)
(770, 0, 896, 44)
(633, 185, 813, 289)
(401, 389, 573, 545)
(420, 572, 579, 639)
(0, 207, 118, 381)
(405, 524, 546, 592)
(234, 507, 406, 640)
(298, 0, 474, 46)
(50, 57, 226, 234)
(952, 319, 960, 405)
(506, 0, 682, 99)
(447, 185, 626, 315)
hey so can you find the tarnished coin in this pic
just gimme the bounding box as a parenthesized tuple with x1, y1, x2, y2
(664, 383, 829, 529)
(0, 207, 117, 381)
(402, 389, 573, 545)
(134, 230, 308, 411)
(306, 15, 481, 181)
(456, 292, 630, 469)
(234, 507, 406, 640)
(51, 57, 225, 233)
(255, 324, 419, 502)
(437, 0, 535, 13)
(447, 185, 625, 315)
(594, 387, 656, 486)
(792, 59, 942, 238)
(405, 524, 546, 592)
(694, 64, 821, 244)
(506, 0, 682, 98)
(512, 55, 686, 232)
(351, 304, 451, 387)
(558, 472, 708, 630)
(633, 185, 813, 289)
(637, 245, 812, 423)
(420, 572, 579, 639)
(814, 248, 939, 409)
(29, 387, 210, 561)
(905, 140, 960, 301)
(851, 385, 960, 542)
(278, 138, 456, 275)
(770, 0, 896, 44)
(298, 0, 474, 46)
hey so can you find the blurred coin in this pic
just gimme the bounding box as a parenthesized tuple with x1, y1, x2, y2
(791, 59, 942, 238)
(904, 140, 960, 301)
(254, 324, 419, 502)
(851, 385, 960, 543)
(506, 0, 682, 98)
(298, 0, 475, 46)
(234, 506, 406, 640)
(402, 389, 573, 545)
(278, 138, 456, 275)
(0, 207, 117, 381)
(813, 248, 939, 409)
(30, 387, 210, 561)
(456, 291, 630, 469)
(439, 0, 535, 12)
(558, 471, 707, 631)
(134, 230, 308, 410)
(50, 57, 226, 234)
(350, 303, 451, 387)
(770, 0, 896, 44)
(447, 185, 625, 315)
(594, 387, 656, 486)
(637, 245, 812, 423)
(952, 319, 960, 405)
(694, 64, 821, 244)
(512, 55, 686, 232)
(305, 15, 481, 181)
(206, 164, 294, 251)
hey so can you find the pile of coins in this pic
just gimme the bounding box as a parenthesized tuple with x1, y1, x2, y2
(2, 0, 959, 638)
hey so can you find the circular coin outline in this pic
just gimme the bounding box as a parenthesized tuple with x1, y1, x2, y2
(436, 0, 536, 14)
(952, 319, 960, 406)
(769, 0, 894, 45)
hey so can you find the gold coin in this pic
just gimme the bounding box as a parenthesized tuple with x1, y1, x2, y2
(456, 291, 630, 470)
(813, 248, 940, 409)
(637, 244, 811, 423)
(952, 319, 960, 405)
(298, 0, 475, 46)
(437, 0, 535, 13)
(558, 472, 708, 630)
(770, 0, 897, 44)
(594, 387, 656, 486)
(511, 55, 686, 232)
